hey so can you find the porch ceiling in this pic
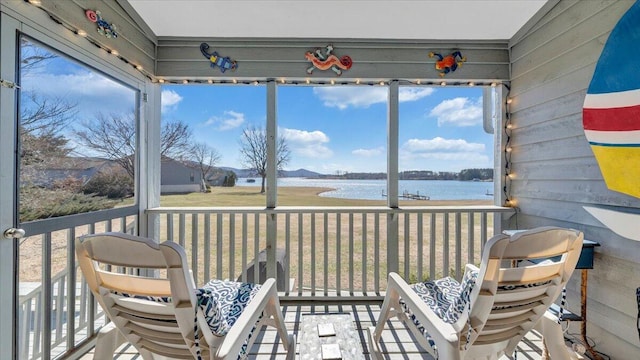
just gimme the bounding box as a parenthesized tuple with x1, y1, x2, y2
(126, 0, 548, 40)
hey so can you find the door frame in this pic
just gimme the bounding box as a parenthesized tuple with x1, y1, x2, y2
(0, 2, 156, 356)
(0, 12, 20, 360)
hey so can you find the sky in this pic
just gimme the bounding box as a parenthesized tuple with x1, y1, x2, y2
(162, 84, 494, 174)
(20, 36, 494, 175)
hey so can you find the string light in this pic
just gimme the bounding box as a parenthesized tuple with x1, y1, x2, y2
(23, 1, 155, 81)
(23, 0, 509, 89)
(503, 84, 517, 211)
(150, 78, 503, 87)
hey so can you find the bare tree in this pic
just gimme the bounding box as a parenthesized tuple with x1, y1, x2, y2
(161, 120, 192, 160)
(18, 40, 78, 190)
(190, 142, 221, 186)
(74, 112, 193, 178)
(19, 40, 78, 167)
(20, 38, 57, 72)
(239, 125, 290, 193)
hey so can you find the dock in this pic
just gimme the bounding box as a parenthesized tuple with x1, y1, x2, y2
(382, 190, 430, 200)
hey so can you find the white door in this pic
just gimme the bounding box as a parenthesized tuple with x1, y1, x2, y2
(0, 12, 21, 360)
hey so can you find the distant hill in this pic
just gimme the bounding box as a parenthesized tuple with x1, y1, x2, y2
(284, 168, 322, 177)
(219, 167, 322, 178)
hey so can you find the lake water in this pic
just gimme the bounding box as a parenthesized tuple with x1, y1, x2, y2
(237, 178, 494, 201)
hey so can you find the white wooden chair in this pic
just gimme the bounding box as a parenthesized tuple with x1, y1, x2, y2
(76, 232, 295, 360)
(368, 226, 583, 360)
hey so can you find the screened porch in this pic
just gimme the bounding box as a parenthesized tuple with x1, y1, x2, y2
(1, 1, 638, 360)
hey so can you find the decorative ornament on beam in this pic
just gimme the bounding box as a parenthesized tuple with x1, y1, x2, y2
(305, 44, 352, 76)
(85, 10, 118, 39)
(200, 43, 238, 73)
(428, 51, 466, 77)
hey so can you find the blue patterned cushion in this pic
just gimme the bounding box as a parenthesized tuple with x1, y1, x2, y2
(400, 269, 478, 324)
(398, 269, 478, 358)
(195, 279, 262, 337)
(111, 279, 262, 360)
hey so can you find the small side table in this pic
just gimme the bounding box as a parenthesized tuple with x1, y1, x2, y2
(546, 240, 601, 360)
(298, 313, 365, 360)
(574, 240, 601, 360)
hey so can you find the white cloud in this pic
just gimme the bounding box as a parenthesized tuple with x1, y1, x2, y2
(21, 70, 136, 117)
(204, 110, 245, 130)
(352, 146, 384, 157)
(399, 88, 435, 102)
(403, 137, 485, 153)
(282, 128, 329, 143)
(313, 86, 434, 110)
(400, 136, 490, 170)
(429, 97, 482, 127)
(281, 128, 333, 158)
(161, 90, 183, 113)
(313, 87, 386, 109)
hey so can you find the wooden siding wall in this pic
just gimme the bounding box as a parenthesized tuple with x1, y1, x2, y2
(509, 0, 639, 357)
(2, 0, 156, 76)
(157, 38, 509, 82)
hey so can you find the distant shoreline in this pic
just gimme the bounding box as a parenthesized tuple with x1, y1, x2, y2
(159, 186, 493, 207)
(237, 177, 494, 202)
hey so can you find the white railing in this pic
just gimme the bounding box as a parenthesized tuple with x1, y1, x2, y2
(18, 206, 138, 359)
(18, 267, 95, 360)
(147, 206, 514, 302)
(15, 204, 513, 359)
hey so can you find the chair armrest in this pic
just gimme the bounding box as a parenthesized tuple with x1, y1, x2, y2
(387, 272, 458, 344)
(214, 278, 278, 359)
(464, 263, 479, 275)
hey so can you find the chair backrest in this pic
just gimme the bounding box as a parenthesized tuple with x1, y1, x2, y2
(463, 227, 583, 358)
(76, 232, 211, 359)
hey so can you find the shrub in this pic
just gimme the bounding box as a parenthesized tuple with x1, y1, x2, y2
(222, 171, 237, 187)
(83, 171, 134, 199)
(20, 186, 116, 222)
(51, 176, 84, 192)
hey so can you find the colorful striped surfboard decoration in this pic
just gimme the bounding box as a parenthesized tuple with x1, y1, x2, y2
(583, 1, 640, 199)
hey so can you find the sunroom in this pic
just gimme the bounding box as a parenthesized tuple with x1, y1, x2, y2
(1, 0, 639, 359)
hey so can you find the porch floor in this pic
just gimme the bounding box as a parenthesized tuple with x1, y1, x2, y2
(80, 304, 549, 359)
